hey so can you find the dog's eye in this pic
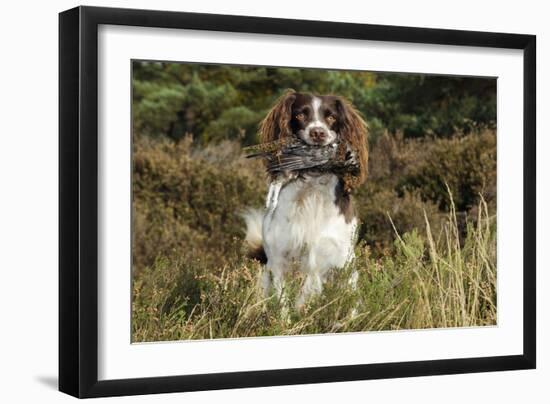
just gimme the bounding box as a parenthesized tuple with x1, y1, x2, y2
(326, 115, 336, 124)
(295, 113, 305, 121)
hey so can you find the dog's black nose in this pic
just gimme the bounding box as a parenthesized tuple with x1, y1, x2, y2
(310, 127, 327, 143)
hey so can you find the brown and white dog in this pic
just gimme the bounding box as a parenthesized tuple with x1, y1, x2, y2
(244, 90, 368, 308)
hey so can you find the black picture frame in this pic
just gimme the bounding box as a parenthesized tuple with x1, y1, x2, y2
(59, 5, 536, 398)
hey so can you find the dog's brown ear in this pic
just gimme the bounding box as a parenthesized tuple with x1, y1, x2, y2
(336, 96, 369, 189)
(259, 89, 296, 143)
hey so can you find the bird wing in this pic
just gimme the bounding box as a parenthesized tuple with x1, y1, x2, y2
(244, 139, 359, 175)
(266, 143, 338, 173)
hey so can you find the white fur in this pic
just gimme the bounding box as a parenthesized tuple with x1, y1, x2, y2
(245, 173, 358, 308)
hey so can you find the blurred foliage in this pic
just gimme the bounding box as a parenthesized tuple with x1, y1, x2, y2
(132, 61, 496, 143)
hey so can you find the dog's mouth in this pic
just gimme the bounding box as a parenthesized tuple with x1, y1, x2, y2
(294, 131, 338, 147)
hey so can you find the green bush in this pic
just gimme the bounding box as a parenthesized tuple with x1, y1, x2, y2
(132, 136, 265, 273)
(355, 185, 443, 251)
(132, 61, 496, 143)
(397, 131, 496, 211)
(203, 106, 264, 145)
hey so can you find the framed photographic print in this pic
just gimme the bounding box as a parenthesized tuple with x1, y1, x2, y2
(59, 6, 536, 398)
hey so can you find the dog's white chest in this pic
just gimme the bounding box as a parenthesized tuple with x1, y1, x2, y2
(262, 174, 356, 274)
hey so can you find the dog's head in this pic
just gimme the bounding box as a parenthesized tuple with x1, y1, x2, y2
(258, 89, 369, 185)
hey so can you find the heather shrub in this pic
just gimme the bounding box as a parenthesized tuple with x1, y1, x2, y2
(132, 196, 496, 341)
(132, 131, 496, 270)
(355, 186, 443, 251)
(132, 135, 265, 273)
(397, 130, 496, 211)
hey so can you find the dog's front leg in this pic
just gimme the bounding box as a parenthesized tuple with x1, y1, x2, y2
(260, 268, 273, 298)
(263, 262, 285, 300)
(266, 173, 296, 213)
(263, 260, 292, 322)
(260, 265, 289, 319)
(295, 274, 323, 310)
(265, 180, 283, 212)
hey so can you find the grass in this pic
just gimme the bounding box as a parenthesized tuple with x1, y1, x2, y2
(132, 193, 496, 342)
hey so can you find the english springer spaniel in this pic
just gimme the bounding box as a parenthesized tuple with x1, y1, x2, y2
(244, 90, 368, 309)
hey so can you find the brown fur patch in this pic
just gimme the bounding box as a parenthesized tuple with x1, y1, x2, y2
(335, 179, 356, 223)
(293, 180, 312, 207)
(335, 97, 369, 192)
(258, 89, 296, 144)
(247, 245, 267, 264)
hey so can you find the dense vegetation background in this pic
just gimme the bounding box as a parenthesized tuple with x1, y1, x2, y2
(132, 61, 497, 341)
(133, 61, 496, 143)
